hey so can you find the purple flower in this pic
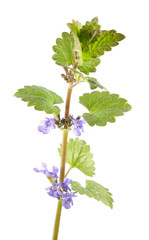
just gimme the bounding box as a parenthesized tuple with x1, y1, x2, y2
(46, 183, 60, 199)
(46, 178, 77, 209)
(49, 166, 59, 180)
(59, 178, 72, 192)
(34, 163, 58, 180)
(38, 118, 56, 134)
(71, 118, 86, 136)
(34, 164, 77, 209)
(62, 192, 76, 209)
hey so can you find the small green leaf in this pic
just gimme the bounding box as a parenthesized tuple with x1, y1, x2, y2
(52, 32, 74, 66)
(82, 30, 125, 60)
(85, 77, 106, 90)
(14, 85, 64, 114)
(68, 67, 106, 90)
(66, 67, 84, 82)
(78, 57, 101, 75)
(79, 91, 132, 126)
(71, 180, 113, 209)
(83, 17, 101, 31)
(58, 138, 95, 177)
(67, 20, 82, 35)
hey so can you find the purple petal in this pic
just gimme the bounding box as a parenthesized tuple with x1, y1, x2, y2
(64, 178, 72, 185)
(62, 193, 75, 209)
(71, 118, 86, 136)
(38, 125, 50, 134)
(33, 168, 40, 172)
(38, 118, 56, 134)
(41, 162, 48, 169)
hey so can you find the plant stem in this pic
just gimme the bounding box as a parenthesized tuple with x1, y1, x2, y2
(52, 200, 62, 240)
(59, 129, 69, 183)
(65, 86, 72, 120)
(52, 86, 73, 240)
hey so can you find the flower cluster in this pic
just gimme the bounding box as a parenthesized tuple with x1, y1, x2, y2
(46, 178, 76, 209)
(34, 164, 76, 209)
(38, 117, 86, 136)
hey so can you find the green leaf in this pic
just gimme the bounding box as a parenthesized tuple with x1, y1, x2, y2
(83, 17, 101, 31)
(14, 85, 64, 114)
(52, 32, 74, 66)
(71, 180, 113, 209)
(78, 57, 101, 75)
(68, 18, 101, 74)
(67, 20, 82, 35)
(68, 67, 106, 90)
(79, 91, 132, 126)
(82, 30, 125, 60)
(58, 138, 95, 177)
(85, 77, 106, 90)
(78, 17, 101, 46)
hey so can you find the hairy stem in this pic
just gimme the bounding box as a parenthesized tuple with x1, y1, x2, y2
(52, 86, 73, 240)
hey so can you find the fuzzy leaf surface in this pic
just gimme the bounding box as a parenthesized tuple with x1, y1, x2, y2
(14, 85, 63, 114)
(82, 30, 125, 60)
(67, 20, 82, 35)
(71, 180, 113, 209)
(79, 91, 132, 126)
(58, 138, 95, 177)
(78, 17, 101, 46)
(52, 32, 74, 66)
(78, 57, 100, 75)
(68, 17, 101, 74)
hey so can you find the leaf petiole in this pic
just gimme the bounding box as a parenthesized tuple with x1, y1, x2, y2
(65, 166, 73, 178)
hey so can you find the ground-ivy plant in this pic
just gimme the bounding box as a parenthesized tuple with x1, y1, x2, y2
(14, 17, 131, 240)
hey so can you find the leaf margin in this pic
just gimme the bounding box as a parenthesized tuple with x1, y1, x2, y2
(14, 85, 64, 114)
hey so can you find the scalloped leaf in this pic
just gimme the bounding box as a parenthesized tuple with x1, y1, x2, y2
(52, 32, 74, 66)
(14, 85, 64, 114)
(82, 30, 125, 60)
(71, 180, 113, 209)
(79, 91, 132, 126)
(58, 138, 95, 177)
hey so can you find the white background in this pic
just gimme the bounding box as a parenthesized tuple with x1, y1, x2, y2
(0, 0, 149, 239)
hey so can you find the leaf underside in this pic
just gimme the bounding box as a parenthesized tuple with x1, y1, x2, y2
(14, 85, 64, 114)
(71, 180, 113, 209)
